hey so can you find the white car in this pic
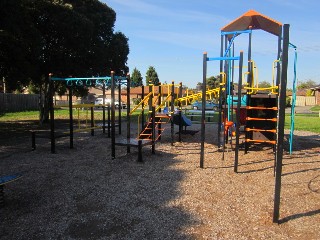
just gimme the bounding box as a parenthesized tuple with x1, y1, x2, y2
(94, 97, 127, 109)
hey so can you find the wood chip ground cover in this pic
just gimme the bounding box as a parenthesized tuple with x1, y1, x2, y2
(0, 123, 319, 239)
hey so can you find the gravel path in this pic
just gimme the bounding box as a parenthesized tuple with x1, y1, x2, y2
(0, 123, 319, 239)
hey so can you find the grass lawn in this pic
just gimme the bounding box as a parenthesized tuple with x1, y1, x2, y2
(310, 105, 320, 112)
(1, 107, 319, 133)
(285, 113, 320, 133)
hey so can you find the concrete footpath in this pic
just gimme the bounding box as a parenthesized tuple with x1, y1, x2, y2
(285, 106, 316, 114)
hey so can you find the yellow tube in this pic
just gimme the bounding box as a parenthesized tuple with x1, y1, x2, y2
(130, 92, 153, 115)
(272, 59, 280, 88)
(220, 72, 226, 85)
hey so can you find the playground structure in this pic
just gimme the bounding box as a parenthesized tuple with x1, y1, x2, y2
(31, 74, 128, 153)
(199, 10, 297, 223)
(32, 10, 299, 224)
(40, 71, 191, 159)
(111, 79, 192, 162)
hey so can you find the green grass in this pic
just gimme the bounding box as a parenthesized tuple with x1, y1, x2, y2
(310, 105, 320, 112)
(0, 110, 40, 121)
(1, 109, 319, 133)
(0, 108, 139, 122)
(285, 113, 320, 133)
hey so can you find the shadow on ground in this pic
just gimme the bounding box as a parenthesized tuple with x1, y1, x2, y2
(0, 130, 199, 239)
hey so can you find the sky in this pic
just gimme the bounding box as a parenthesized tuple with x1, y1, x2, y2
(102, 0, 320, 88)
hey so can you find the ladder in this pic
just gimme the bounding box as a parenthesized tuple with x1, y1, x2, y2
(138, 113, 171, 141)
(244, 94, 278, 152)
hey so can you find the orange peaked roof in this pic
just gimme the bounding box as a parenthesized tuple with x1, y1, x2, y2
(221, 10, 282, 38)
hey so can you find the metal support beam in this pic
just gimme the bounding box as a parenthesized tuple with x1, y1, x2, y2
(111, 71, 116, 159)
(234, 51, 243, 172)
(200, 52, 207, 168)
(273, 24, 290, 223)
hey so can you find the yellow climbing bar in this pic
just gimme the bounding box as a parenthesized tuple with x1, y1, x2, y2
(130, 92, 153, 115)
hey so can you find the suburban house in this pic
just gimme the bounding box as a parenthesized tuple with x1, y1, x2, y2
(310, 85, 320, 105)
(88, 85, 187, 105)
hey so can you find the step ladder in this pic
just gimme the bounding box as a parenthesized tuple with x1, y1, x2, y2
(245, 94, 278, 152)
(138, 113, 171, 141)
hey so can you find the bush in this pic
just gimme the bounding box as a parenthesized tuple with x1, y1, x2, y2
(286, 96, 292, 107)
(132, 98, 141, 105)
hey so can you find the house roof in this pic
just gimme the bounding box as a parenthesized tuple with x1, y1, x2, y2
(310, 85, 320, 91)
(130, 86, 184, 95)
(221, 10, 282, 39)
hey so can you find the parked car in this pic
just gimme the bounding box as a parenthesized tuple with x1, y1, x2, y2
(94, 97, 127, 109)
(192, 100, 219, 110)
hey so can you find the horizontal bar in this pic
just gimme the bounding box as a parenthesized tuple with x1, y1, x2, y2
(221, 29, 252, 36)
(114, 76, 128, 81)
(246, 106, 278, 110)
(51, 76, 112, 81)
(51, 76, 127, 81)
(246, 117, 277, 122)
(245, 128, 277, 133)
(207, 56, 240, 61)
(289, 42, 297, 49)
(245, 139, 276, 144)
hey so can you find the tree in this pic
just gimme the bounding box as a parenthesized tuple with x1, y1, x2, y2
(145, 66, 159, 86)
(109, 32, 129, 76)
(1, 0, 129, 123)
(131, 67, 143, 87)
(0, 0, 41, 91)
(196, 82, 202, 91)
(297, 80, 317, 90)
(207, 75, 220, 89)
(258, 81, 272, 88)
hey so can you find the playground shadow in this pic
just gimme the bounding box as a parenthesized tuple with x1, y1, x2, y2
(0, 134, 199, 239)
(279, 209, 320, 224)
(279, 174, 320, 224)
(285, 133, 320, 152)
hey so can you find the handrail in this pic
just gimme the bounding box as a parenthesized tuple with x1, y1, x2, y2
(153, 93, 160, 106)
(272, 59, 280, 90)
(220, 72, 226, 85)
(244, 85, 278, 95)
(155, 94, 172, 112)
(251, 60, 258, 88)
(177, 87, 220, 103)
(130, 92, 153, 115)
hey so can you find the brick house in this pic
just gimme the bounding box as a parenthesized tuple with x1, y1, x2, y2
(89, 85, 186, 105)
(311, 85, 320, 105)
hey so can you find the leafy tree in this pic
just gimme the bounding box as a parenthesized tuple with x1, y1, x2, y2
(1, 0, 129, 123)
(306, 89, 314, 96)
(109, 32, 129, 76)
(0, 0, 41, 91)
(131, 67, 143, 87)
(196, 82, 202, 91)
(297, 80, 317, 90)
(145, 66, 159, 86)
(207, 75, 220, 89)
(258, 81, 272, 88)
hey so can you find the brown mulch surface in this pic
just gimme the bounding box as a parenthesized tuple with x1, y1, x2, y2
(0, 122, 319, 239)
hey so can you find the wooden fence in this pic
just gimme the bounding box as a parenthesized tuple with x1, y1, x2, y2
(292, 96, 316, 106)
(0, 93, 39, 112)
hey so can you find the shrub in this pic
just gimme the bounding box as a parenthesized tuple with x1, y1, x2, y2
(286, 96, 292, 107)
